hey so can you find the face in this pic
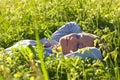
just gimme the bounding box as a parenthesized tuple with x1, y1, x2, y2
(59, 33, 97, 54)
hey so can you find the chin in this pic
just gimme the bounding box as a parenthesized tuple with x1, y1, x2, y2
(59, 37, 68, 53)
(59, 37, 66, 45)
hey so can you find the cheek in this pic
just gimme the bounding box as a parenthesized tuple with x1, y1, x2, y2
(88, 38, 94, 45)
(85, 39, 94, 46)
(68, 44, 77, 52)
(90, 41, 94, 46)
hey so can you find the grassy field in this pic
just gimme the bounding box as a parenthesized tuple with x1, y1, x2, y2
(0, 0, 120, 80)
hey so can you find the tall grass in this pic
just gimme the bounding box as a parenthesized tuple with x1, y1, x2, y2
(0, 0, 120, 80)
(35, 26, 49, 80)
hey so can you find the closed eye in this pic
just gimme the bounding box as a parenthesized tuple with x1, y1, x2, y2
(76, 43, 84, 50)
(76, 35, 80, 39)
(76, 43, 80, 49)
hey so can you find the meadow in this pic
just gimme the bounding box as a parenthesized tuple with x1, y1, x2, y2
(0, 0, 120, 80)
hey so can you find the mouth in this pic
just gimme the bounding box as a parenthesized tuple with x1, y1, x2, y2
(60, 37, 68, 47)
(64, 37, 69, 47)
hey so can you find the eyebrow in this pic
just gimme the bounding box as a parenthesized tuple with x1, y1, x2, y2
(75, 34, 80, 39)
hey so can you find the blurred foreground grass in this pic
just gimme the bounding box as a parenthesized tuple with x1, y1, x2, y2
(0, 0, 120, 80)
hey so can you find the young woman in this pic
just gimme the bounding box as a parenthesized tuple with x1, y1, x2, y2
(5, 22, 102, 60)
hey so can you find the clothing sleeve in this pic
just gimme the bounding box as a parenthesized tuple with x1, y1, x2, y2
(5, 40, 37, 54)
(51, 22, 82, 42)
(65, 47, 102, 60)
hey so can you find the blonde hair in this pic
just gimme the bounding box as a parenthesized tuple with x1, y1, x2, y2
(52, 45, 62, 53)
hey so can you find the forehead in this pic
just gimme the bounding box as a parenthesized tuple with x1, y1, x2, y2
(68, 33, 80, 36)
(66, 33, 81, 39)
(69, 33, 96, 41)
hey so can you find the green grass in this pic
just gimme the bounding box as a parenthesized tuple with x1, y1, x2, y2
(0, 0, 120, 80)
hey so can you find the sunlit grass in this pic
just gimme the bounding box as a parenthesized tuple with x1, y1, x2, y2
(0, 0, 120, 80)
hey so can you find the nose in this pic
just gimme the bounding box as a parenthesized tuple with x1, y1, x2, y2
(69, 36, 78, 43)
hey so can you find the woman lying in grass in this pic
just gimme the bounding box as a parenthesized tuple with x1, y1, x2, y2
(5, 22, 102, 60)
